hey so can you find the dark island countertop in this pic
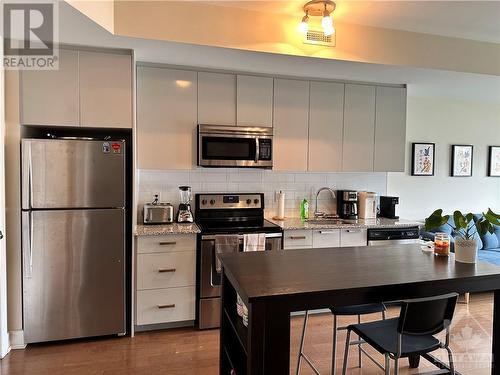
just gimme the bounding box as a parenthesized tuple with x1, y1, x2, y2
(219, 244, 500, 374)
(220, 244, 500, 303)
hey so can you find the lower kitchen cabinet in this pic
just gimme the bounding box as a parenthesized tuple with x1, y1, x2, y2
(285, 228, 368, 250)
(340, 228, 368, 247)
(137, 252, 195, 290)
(312, 229, 341, 248)
(135, 234, 196, 327)
(136, 234, 196, 254)
(283, 229, 313, 249)
(136, 286, 195, 326)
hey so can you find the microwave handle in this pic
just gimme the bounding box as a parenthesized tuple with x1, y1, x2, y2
(255, 138, 259, 163)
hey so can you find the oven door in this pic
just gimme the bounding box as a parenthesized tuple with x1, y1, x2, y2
(199, 233, 282, 298)
(197, 125, 273, 168)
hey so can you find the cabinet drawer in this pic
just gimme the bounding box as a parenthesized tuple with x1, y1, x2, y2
(340, 228, 368, 247)
(136, 287, 195, 325)
(284, 230, 312, 249)
(312, 229, 340, 248)
(137, 252, 195, 290)
(137, 234, 195, 254)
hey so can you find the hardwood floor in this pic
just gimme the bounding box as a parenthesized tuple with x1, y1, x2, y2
(1, 293, 493, 374)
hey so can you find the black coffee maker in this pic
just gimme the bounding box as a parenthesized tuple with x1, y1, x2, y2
(337, 190, 358, 220)
(379, 196, 399, 219)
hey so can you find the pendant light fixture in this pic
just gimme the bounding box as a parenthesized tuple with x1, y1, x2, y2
(299, 0, 336, 37)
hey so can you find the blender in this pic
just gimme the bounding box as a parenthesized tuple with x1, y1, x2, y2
(177, 186, 194, 223)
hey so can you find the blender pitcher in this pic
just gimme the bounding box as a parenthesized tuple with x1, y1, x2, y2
(177, 186, 194, 223)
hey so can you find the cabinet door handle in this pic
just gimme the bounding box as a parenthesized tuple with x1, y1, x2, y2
(290, 236, 306, 240)
(159, 241, 177, 246)
(158, 268, 176, 273)
(157, 304, 175, 309)
(319, 231, 337, 235)
(345, 229, 360, 233)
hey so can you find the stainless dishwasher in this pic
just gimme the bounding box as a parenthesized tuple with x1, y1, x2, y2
(367, 227, 420, 246)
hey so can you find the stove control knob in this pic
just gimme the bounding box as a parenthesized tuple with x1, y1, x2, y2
(246, 199, 252, 205)
(201, 199, 207, 205)
(254, 199, 259, 204)
(210, 199, 216, 205)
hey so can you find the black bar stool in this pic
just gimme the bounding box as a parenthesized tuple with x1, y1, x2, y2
(342, 293, 458, 375)
(296, 303, 387, 375)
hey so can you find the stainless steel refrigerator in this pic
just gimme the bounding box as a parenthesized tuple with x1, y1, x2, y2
(21, 138, 126, 343)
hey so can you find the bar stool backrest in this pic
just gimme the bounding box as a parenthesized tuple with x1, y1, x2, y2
(397, 293, 459, 336)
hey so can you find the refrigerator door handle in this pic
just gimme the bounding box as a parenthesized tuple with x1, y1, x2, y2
(21, 141, 33, 210)
(22, 211, 33, 278)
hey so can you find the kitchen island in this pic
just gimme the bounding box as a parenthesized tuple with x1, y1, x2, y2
(219, 244, 500, 375)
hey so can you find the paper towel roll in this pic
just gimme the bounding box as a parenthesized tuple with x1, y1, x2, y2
(277, 191, 285, 219)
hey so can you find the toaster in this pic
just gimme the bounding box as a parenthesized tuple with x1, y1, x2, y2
(143, 202, 174, 224)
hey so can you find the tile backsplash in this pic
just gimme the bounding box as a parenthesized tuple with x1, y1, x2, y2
(137, 169, 387, 223)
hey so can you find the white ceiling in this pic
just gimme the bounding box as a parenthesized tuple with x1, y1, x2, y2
(206, 0, 500, 43)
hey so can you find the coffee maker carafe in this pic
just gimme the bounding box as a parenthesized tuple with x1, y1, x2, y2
(177, 186, 194, 223)
(337, 190, 359, 220)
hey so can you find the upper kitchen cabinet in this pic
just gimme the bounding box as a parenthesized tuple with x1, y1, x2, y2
(236, 75, 273, 127)
(20, 48, 133, 128)
(137, 66, 197, 170)
(273, 79, 309, 171)
(198, 72, 236, 126)
(20, 49, 79, 126)
(374, 86, 407, 172)
(308, 81, 344, 172)
(79, 51, 133, 128)
(342, 84, 376, 172)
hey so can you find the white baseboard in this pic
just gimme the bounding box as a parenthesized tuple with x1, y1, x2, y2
(9, 330, 25, 350)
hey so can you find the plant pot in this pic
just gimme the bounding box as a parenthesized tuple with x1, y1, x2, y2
(454, 238, 478, 263)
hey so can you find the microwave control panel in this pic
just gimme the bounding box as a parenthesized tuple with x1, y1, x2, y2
(259, 139, 272, 161)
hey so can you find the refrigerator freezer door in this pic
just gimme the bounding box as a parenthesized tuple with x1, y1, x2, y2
(22, 139, 125, 209)
(22, 209, 125, 343)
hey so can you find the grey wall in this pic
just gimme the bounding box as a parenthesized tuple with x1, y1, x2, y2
(387, 95, 500, 220)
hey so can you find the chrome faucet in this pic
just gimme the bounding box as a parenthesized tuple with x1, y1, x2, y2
(314, 187, 336, 218)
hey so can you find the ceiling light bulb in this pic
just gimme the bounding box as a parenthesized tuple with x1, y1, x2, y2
(323, 24, 334, 36)
(298, 13, 309, 34)
(322, 14, 332, 29)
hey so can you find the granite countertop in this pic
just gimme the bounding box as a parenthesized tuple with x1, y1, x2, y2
(266, 217, 422, 230)
(135, 223, 200, 236)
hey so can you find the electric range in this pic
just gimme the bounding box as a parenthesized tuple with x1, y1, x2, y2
(194, 193, 283, 329)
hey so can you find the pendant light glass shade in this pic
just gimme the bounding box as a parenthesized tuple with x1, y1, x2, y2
(323, 23, 334, 36)
(299, 13, 309, 33)
(321, 14, 332, 28)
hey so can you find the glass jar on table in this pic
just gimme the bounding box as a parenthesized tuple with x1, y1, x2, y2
(434, 233, 451, 256)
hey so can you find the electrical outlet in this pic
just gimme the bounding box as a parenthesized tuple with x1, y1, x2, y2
(152, 192, 162, 202)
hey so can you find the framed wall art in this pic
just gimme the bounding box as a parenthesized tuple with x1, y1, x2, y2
(451, 145, 473, 177)
(411, 142, 435, 176)
(488, 146, 500, 177)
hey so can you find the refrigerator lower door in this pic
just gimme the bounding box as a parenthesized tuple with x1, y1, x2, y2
(22, 209, 125, 343)
(22, 139, 125, 209)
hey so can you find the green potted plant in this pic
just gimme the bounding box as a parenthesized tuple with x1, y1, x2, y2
(425, 209, 500, 263)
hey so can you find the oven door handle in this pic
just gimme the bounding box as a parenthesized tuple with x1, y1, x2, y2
(255, 138, 260, 163)
(201, 232, 283, 241)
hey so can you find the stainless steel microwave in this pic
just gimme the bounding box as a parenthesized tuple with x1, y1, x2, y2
(197, 124, 273, 168)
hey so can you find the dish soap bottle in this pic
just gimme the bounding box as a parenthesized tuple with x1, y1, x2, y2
(300, 198, 309, 221)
